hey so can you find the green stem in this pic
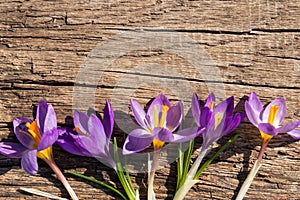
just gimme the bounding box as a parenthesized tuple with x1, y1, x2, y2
(173, 147, 209, 200)
(176, 139, 194, 190)
(65, 170, 128, 200)
(176, 143, 184, 190)
(236, 140, 269, 200)
(114, 138, 136, 200)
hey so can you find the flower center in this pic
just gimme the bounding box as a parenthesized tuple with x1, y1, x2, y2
(23, 120, 53, 161)
(214, 112, 223, 130)
(268, 105, 279, 125)
(153, 105, 169, 128)
(152, 105, 169, 150)
(24, 120, 42, 149)
(260, 105, 279, 143)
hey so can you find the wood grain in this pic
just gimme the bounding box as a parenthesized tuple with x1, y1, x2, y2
(1, 0, 300, 199)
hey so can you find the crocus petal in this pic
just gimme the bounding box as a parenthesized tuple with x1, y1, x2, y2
(245, 101, 261, 126)
(248, 92, 263, 113)
(166, 102, 183, 132)
(262, 98, 286, 126)
(0, 142, 27, 158)
(172, 127, 205, 143)
(204, 93, 216, 108)
(21, 149, 38, 175)
(103, 99, 114, 140)
(154, 127, 174, 142)
(148, 93, 171, 120)
(258, 123, 278, 136)
(191, 93, 201, 127)
(95, 148, 116, 170)
(74, 110, 89, 134)
(37, 100, 57, 136)
(38, 128, 58, 151)
(223, 114, 242, 136)
(287, 129, 300, 139)
(56, 128, 92, 157)
(84, 114, 107, 156)
(130, 99, 148, 129)
(214, 96, 234, 117)
(277, 120, 300, 133)
(200, 107, 212, 127)
(123, 129, 154, 155)
(13, 118, 34, 149)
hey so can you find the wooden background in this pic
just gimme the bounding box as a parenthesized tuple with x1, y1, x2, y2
(0, 0, 300, 199)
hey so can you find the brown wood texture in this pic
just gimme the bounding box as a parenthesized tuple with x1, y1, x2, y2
(1, 0, 300, 199)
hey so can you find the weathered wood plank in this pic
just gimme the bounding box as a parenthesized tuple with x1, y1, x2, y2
(1, 0, 300, 199)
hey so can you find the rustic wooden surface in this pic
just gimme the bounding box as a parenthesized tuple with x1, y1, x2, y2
(1, 0, 300, 199)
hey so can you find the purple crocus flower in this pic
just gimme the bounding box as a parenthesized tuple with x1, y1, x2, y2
(174, 93, 243, 200)
(245, 92, 300, 142)
(0, 100, 58, 175)
(192, 93, 242, 149)
(123, 93, 204, 155)
(57, 99, 116, 169)
(236, 93, 300, 200)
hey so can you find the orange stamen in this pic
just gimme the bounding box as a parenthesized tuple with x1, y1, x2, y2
(268, 105, 279, 125)
(209, 102, 215, 111)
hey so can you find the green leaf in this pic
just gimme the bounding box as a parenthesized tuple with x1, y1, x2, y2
(65, 170, 128, 200)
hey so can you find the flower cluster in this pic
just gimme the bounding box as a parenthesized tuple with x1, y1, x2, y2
(0, 92, 299, 200)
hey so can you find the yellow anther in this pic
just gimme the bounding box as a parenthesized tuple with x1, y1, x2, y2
(214, 112, 223, 130)
(25, 120, 41, 148)
(209, 102, 215, 111)
(268, 105, 279, 125)
(159, 105, 169, 127)
(73, 126, 89, 136)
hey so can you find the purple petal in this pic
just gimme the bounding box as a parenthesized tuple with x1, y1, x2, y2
(200, 107, 212, 127)
(74, 110, 89, 134)
(148, 94, 171, 120)
(277, 120, 300, 133)
(0, 142, 27, 158)
(21, 149, 38, 175)
(123, 129, 154, 155)
(258, 123, 278, 136)
(173, 127, 205, 143)
(248, 92, 263, 113)
(13, 118, 35, 149)
(166, 102, 183, 132)
(245, 101, 261, 126)
(154, 127, 174, 142)
(38, 128, 58, 151)
(37, 100, 57, 136)
(222, 114, 242, 136)
(130, 99, 148, 129)
(56, 128, 92, 157)
(84, 114, 107, 156)
(191, 93, 201, 127)
(103, 99, 114, 140)
(96, 148, 116, 170)
(214, 96, 234, 117)
(204, 93, 216, 108)
(287, 130, 300, 139)
(262, 98, 286, 126)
